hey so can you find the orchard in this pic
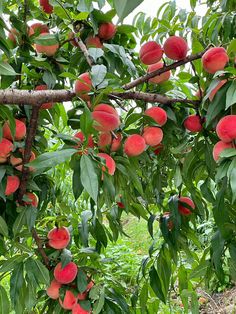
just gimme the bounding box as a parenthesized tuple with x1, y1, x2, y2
(0, 0, 235, 313)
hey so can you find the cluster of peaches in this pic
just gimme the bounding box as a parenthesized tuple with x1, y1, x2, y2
(46, 226, 93, 313)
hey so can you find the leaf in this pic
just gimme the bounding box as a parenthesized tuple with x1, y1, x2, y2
(91, 65, 107, 87)
(149, 266, 166, 303)
(114, 0, 144, 21)
(190, 260, 210, 279)
(94, 218, 108, 247)
(80, 155, 98, 203)
(0, 285, 10, 314)
(10, 262, 24, 307)
(79, 210, 92, 247)
(32, 259, 50, 285)
(88, 48, 104, 63)
(0, 216, 8, 237)
(13, 209, 27, 236)
(226, 81, 236, 109)
(0, 61, 17, 76)
(77, 269, 88, 293)
(93, 287, 105, 314)
(0, 255, 27, 273)
(60, 249, 72, 268)
(34, 34, 58, 46)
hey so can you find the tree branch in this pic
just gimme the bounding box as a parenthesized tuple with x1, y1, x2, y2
(74, 37, 94, 67)
(32, 228, 50, 268)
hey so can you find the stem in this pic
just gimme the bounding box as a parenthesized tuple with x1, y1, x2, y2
(32, 228, 50, 268)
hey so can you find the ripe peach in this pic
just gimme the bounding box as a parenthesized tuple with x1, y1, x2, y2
(3, 119, 26, 141)
(124, 134, 146, 157)
(35, 85, 54, 109)
(77, 292, 87, 300)
(72, 303, 91, 314)
(148, 62, 171, 84)
(209, 80, 227, 101)
(35, 33, 59, 56)
(144, 107, 167, 126)
(163, 36, 188, 60)
(54, 262, 78, 284)
(117, 201, 125, 208)
(28, 23, 49, 36)
(178, 196, 195, 215)
(97, 153, 116, 175)
(162, 212, 174, 231)
(216, 115, 236, 142)
(10, 149, 35, 172)
(23, 192, 39, 207)
(0, 138, 13, 157)
(92, 104, 120, 132)
(184, 115, 202, 132)
(85, 36, 103, 48)
(212, 141, 233, 161)
(59, 290, 77, 310)
(39, 0, 53, 14)
(111, 133, 122, 152)
(5, 176, 20, 196)
(139, 41, 163, 65)
(46, 279, 61, 299)
(98, 22, 116, 40)
(74, 131, 94, 149)
(142, 127, 163, 146)
(8, 28, 19, 46)
(98, 132, 112, 150)
(48, 226, 70, 249)
(202, 47, 229, 74)
(74, 73, 92, 101)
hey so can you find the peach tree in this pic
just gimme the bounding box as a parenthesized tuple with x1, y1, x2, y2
(0, 0, 235, 313)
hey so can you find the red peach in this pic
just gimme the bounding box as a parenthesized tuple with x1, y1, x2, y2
(10, 149, 35, 172)
(74, 131, 94, 149)
(0, 138, 14, 157)
(54, 262, 78, 284)
(39, 0, 53, 14)
(29, 23, 49, 36)
(117, 201, 125, 208)
(48, 226, 70, 249)
(142, 127, 163, 146)
(5, 176, 20, 196)
(144, 107, 167, 126)
(163, 36, 188, 60)
(97, 132, 112, 150)
(72, 303, 91, 314)
(74, 73, 92, 101)
(184, 115, 202, 132)
(8, 28, 19, 46)
(124, 134, 146, 157)
(46, 279, 61, 299)
(59, 290, 77, 310)
(97, 153, 116, 175)
(202, 47, 229, 74)
(139, 41, 163, 65)
(85, 36, 103, 48)
(23, 192, 39, 207)
(216, 115, 236, 142)
(178, 196, 195, 215)
(77, 292, 87, 300)
(92, 104, 120, 132)
(3, 119, 26, 141)
(98, 22, 116, 40)
(209, 80, 227, 101)
(35, 33, 59, 56)
(212, 141, 233, 161)
(162, 212, 174, 231)
(111, 133, 122, 152)
(0, 156, 7, 164)
(35, 85, 54, 109)
(148, 62, 171, 84)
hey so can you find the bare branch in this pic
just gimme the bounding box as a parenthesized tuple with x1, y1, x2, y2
(32, 228, 50, 268)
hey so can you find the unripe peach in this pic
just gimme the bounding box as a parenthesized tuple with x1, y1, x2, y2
(98, 22, 116, 40)
(202, 47, 229, 74)
(59, 290, 77, 310)
(97, 153, 116, 175)
(23, 192, 39, 207)
(3, 119, 26, 141)
(97, 132, 112, 150)
(74, 73, 92, 101)
(72, 303, 91, 314)
(35, 33, 59, 56)
(0, 138, 13, 157)
(85, 36, 103, 48)
(74, 131, 94, 149)
(46, 279, 61, 299)
(5, 176, 20, 196)
(28, 23, 49, 36)
(216, 115, 236, 142)
(92, 104, 120, 132)
(142, 127, 163, 146)
(35, 85, 54, 109)
(124, 134, 146, 157)
(178, 196, 195, 215)
(209, 80, 227, 101)
(111, 133, 122, 152)
(48, 226, 70, 249)
(144, 107, 167, 126)
(8, 28, 19, 46)
(139, 41, 163, 65)
(184, 115, 202, 132)
(148, 62, 171, 84)
(39, 0, 53, 14)
(212, 141, 233, 161)
(163, 36, 188, 60)
(54, 262, 78, 284)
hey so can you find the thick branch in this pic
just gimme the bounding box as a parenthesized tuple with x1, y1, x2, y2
(32, 228, 50, 268)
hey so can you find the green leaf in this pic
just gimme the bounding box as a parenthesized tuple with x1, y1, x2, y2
(226, 80, 236, 109)
(32, 259, 50, 285)
(13, 209, 27, 236)
(80, 155, 98, 203)
(0, 285, 10, 314)
(0, 61, 17, 76)
(34, 34, 58, 46)
(61, 249, 72, 268)
(0, 216, 8, 237)
(91, 64, 107, 87)
(88, 48, 104, 63)
(77, 269, 88, 293)
(10, 262, 24, 307)
(79, 210, 92, 247)
(114, 0, 144, 21)
(149, 266, 166, 303)
(93, 287, 105, 314)
(0, 255, 27, 273)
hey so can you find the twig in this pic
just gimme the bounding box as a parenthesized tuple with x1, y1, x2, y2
(191, 61, 203, 102)
(74, 37, 94, 67)
(32, 228, 50, 268)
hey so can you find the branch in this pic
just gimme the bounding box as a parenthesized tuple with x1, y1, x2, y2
(74, 37, 94, 67)
(32, 228, 50, 268)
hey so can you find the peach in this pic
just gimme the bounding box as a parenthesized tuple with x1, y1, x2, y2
(39, 0, 53, 14)
(35, 85, 54, 109)
(28, 23, 49, 36)
(178, 196, 195, 215)
(163, 36, 188, 60)
(46, 279, 61, 299)
(59, 290, 77, 310)
(124, 134, 146, 157)
(77, 292, 87, 300)
(23, 192, 39, 207)
(3, 119, 26, 141)
(86, 280, 94, 291)
(144, 107, 167, 126)
(0, 156, 7, 164)
(139, 41, 163, 65)
(85, 36, 103, 48)
(72, 303, 91, 314)
(209, 80, 227, 101)
(162, 212, 174, 231)
(98, 22, 116, 40)
(5, 176, 20, 196)
(212, 141, 233, 161)
(74, 73, 92, 101)
(111, 133, 122, 152)
(148, 62, 171, 84)
(8, 28, 19, 46)
(153, 143, 164, 155)
(0, 138, 13, 157)
(92, 104, 120, 132)
(216, 115, 236, 142)
(48, 226, 70, 249)
(97, 153, 116, 175)
(184, 115, 202, 132)
(74, 131, 94, 149)
(117, 201, 125, 208)
(10, 149, 35, 172)
(54, 262, 78, 284)
(97, 132, 112, 150)
(142, 127, 163, 146)
(202, 47, 229, 74)
(35, 33, 59, 56)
